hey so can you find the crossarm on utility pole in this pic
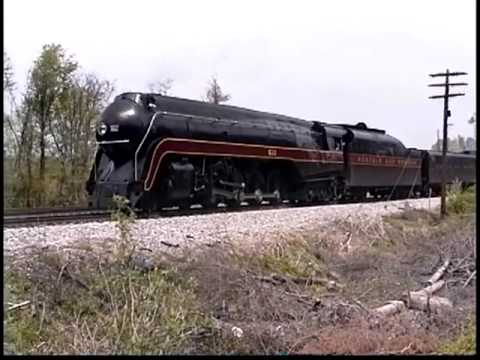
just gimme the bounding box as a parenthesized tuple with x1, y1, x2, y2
(428, 83, 468, 87)
(429, 93, 465, 99)
(429, 72, 468, 77)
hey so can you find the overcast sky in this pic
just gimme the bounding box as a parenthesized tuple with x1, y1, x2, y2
(4, 0, 476, 149)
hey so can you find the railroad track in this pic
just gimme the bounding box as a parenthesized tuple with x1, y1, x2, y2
(3, 196, 428, 228)
(3, 203, 293, 227)
(3, 208, 113, 227)
(4, 200, 315, 227)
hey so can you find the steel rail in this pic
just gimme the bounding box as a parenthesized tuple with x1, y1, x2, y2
(4, 195, 428, 228)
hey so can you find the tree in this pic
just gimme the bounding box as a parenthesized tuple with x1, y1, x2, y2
(7, 43, 114, 207)
(4, 52, 18, 156)
(14, 97, 36, 206)
(147, 78, 173, 95)
(465, 137, 476, 151)
(204, 76, 230, 104)
(50, 72, 114, 201)
(468, 112, 476, 141)
(26, 44, 78, 198)
(430, 134, 475, 152)
(3, 51, 15, 95)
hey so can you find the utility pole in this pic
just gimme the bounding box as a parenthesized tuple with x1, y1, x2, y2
(428, 69, 468, 218)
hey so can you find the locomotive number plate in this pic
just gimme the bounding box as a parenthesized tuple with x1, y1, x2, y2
(267, 149, 278, 156)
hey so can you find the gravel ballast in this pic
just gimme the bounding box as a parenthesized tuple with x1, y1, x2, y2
(4, 198, 440, 257)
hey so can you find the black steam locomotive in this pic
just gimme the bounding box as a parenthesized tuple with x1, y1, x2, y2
(86, 93, 476, 211)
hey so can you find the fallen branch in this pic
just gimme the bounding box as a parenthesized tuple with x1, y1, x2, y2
(7, 300, 31, 311)
(340, 232, 352, 252)
(400, 342, 414, 354)
(428, 258, 450, 284)
(373, 300, 405, 317)
(463, 270, 476, 288)
(160, 240, 180, 248)
(254, 275, 284, 286)
(254, 273, 342, 289)
(273, 274, 342, 288)
(283, 290, 315, 306)
(449, 256, 468, 273)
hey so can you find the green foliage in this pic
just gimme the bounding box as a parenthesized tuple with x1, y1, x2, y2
(236, 237, 328, 294)
(257, 244, 324, 278)
(439, 320, 476, 354)
(4, 43, 114, 208)
(111, 195, 137, 265)
(447, 183, 476, 215)
(4, 200, 211, 355)
(4, 260, 210, 354)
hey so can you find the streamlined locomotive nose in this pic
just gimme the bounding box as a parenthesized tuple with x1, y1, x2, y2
(96, 97, 149, 143)
(96, 95, 151, 162)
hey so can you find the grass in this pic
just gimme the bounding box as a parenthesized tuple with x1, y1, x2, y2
(231, 234, 333, 298)
(447, 183, 476, 215)
(4, 198, 214, 355)
(248, 238, 327, 278)
(4, 255, 213, 354)
(4, 195, 476, 354)
(439, 319, 476, 354)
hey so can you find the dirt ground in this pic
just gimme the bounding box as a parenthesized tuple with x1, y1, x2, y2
(176, 208, 476, 354)
(4, 207, 476, 355)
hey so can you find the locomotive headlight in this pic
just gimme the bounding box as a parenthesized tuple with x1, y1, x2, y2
(97, 123, 108, 136)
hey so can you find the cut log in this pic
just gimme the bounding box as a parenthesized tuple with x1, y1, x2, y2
(410, 280, 445, 297)
(406, 294, 452, 314)
(428, 258, 450, 284)
(373, 300, 406, 316)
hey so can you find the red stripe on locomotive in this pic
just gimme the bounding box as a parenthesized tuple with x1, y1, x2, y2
(143, 138, 421, 191)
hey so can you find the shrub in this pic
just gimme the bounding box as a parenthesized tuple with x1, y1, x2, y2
(439, 319, 476, 354)
(447, 183, 475, 215)
(111, 195, 137, 265)
(3, 249, 212, 354)
(3, 196, 213, 354)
